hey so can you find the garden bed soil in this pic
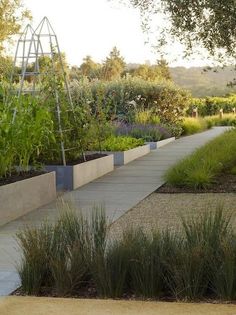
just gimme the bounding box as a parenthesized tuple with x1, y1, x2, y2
(156, 173, 236, 193)
(0, 170, 45, 187)
(44, 153, 107, 166)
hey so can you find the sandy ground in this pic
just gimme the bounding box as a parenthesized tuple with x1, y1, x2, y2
(1, 297, 236, 315)
(110, 193, 236, 237)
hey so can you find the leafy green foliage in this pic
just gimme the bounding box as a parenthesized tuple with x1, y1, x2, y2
(92, 135, 144, 151)
(71, 77, 190, 124)
(18, 206, 236, 301)
(165, 129, 236, 189)
(0, 96, 54, 178)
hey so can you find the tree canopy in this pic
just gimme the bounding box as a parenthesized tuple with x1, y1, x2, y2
(79, 55, 101, 80)
(129, 59, 172, 81)
(125, 0, 236, 62)
(0, 0, 31, 52)
(102, 46, 125, 80)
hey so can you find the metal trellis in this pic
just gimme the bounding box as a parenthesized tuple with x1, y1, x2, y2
(10, 17, 76, 166)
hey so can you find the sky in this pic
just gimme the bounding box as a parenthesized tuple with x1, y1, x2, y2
(20, 0, 211, 68)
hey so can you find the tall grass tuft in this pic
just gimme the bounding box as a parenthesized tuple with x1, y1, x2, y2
(49, 211, 91, 296)
(165, 129, 236, 189)
(17, 204, 236, 302)
(17, 223, 54, 295)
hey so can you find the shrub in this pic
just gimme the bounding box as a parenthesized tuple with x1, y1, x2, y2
(181, 117, 208, 135)
(165, 129, 236, 189)
(114, 122, 172, 142)
(70, 77, 190, 124)
(92, 135, 144, 151)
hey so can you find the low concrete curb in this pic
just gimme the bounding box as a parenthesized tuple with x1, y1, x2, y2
(148, 137, 176, 150)
(101, 144, 150, 165)
(0, 172, 56, 227)
(46, 155, 114, 190)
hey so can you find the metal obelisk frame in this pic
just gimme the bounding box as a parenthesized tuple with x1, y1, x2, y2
(10, 24, 37, 120)
(11, 17, 74, 166)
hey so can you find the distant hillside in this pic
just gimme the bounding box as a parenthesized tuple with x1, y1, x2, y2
(170, 66, 236, 97)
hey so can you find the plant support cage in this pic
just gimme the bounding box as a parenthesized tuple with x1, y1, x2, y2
(10, 17, 75, 166)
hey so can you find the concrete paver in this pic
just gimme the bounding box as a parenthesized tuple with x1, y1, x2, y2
(0, 127, 229, 295)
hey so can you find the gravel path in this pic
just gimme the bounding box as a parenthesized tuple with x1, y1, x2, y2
(110, 193, 236, 237)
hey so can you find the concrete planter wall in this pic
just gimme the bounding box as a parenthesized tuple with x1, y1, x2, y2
(148, 137, 175, 150)
(100, 144, 150, 166)
(46, 155, 114, 191)
(0, 172, 56, 227)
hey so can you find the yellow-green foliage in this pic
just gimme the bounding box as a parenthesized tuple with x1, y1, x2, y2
(135, 110, 160, 124)
(93, 135, 144, 151)
(181, 117, 208, 135)
(165, 129, 236, 189)
(204, 113, 236, 127)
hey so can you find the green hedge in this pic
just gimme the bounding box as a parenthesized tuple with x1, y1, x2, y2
(70, 77, 190, 124)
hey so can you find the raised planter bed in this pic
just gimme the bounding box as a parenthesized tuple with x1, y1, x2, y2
(45, 154, 114, 191)
(0, 172, 56, 227)
(99, 144, 150, 166)
(147, 137, 175, 150)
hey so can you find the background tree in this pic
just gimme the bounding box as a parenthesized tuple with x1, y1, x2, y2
(129, 59, 171, 81)
(79, 55, 101, 80)
(156, 59, 171, 81)
(0, 55, 13, 81)
(124, 0, 236, 62)
(102, 46, 126, 80)
(0, 0, 31, 52)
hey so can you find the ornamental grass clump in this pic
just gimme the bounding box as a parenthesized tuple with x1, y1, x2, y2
(165, 129, 236, 189)
(181, 117, 208, 135)
(17, 205, 236, 301)
(204, 114, 236, 127)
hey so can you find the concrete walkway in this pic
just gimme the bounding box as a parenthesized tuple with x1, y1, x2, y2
(0, 127, 228, 295)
